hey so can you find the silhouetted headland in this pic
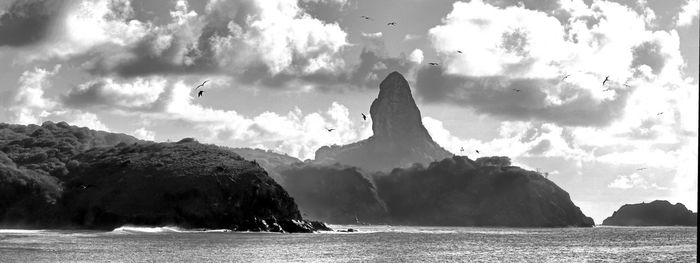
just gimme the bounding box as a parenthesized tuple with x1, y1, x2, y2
(602, 200, 697, 226)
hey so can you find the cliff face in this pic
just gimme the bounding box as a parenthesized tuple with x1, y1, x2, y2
(315, 72, 452, 172)
(603, 200, 697, 226)
(0, 123, 327, 232)
(275, 163, 388, 224)
(374, 156, 595, 227)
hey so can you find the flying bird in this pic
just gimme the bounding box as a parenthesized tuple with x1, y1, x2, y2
(326, 128, 335, 132)
(387, 22, 396, 26)
(602, 76, 610, 86)
(512, 89, 521, 92)
(636, 168, 647, 171)
(197, 90, 205, 97)
(561, 74, 570, 81)
(657, 112, 663, 116)
(460, 147, 464, 153)
(194, 80, 208, 90)
(361, 113, 367, 121)
(428, 62, 439, 66)
(361, 15, 372, 20)
(457, 50, 463, 54)
(79, 184, 96, 190)
(475, 150, 480, 154)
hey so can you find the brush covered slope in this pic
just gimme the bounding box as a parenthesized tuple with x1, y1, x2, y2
(275, 162, 388, 224)
(0, 122, 329, 232)
(602, 200, 697, 226)
(375, 156, 595, 227)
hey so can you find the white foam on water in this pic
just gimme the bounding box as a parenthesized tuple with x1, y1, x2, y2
(0, 229, 45, 234)
(111, 226, 186, 233)
(110, 226, 234, 234)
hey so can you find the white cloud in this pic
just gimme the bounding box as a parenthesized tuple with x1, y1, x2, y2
(133, 127, 156, 141)
(361, 32, 383, 38)
(608, 172, 666, 190)
(408, 49, 424, 64)
(113, 80, 368, 160)
(63, 77, 167, 110)
(210, 0, 348, 75)
(20, 0, 151, 61)
(11, 66, 61, 124)
(677, 0, 699, 27)
(6, 66, 109, 131)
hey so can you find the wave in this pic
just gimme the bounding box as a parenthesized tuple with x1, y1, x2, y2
(0, 229, 45, 234)
(111, 226, 233, 234)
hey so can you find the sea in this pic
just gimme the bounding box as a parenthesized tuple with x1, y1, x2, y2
(0, 225, 696, 262)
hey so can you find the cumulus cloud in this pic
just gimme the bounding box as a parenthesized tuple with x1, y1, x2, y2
(415, 66, 633, 127)
(5, 66, 109, 131)
(62, 77, 167, 110)
(85, 0, 349, 84)
(608, 172, 667, 190)
(677, 0, 699, 26)
(0, 0, 150, 60)
(419, 0, 690, 129)
(408, 49, 424, 64)
(132, 127, 156, 141)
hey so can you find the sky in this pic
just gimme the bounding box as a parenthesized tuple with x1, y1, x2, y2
(0, 0, 698, 223)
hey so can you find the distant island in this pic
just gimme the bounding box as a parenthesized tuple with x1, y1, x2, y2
(603, 200, 697, 226)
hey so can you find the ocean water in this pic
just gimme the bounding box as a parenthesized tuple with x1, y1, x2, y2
(0, 225, 696, 262)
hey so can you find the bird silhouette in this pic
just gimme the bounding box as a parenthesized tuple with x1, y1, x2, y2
(326, 128, 335, 132)
(636, 168, 647, 171)
(79, 184, 96, 190)
(460, 147, 464, 152)
(361, 15, 372, 20)
(602, 76, 610, 86)
(197, 90, 204, 97)
(194, 80, 208, 90)
(457, 50, 463, 54)
(512, 89, 521, 92)
(361, 113, 367, 121)
(561, 74, 570, 81)
(428, 62, 439, 66)
(387, 22, 396, 26)
(656, 112, 664, 116)
(475, 150, 480, 154)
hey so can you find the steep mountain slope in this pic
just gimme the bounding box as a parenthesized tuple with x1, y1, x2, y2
(315, 72, 452, 172)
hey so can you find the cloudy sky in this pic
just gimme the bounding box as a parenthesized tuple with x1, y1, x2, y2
(0, 0, 697, 222)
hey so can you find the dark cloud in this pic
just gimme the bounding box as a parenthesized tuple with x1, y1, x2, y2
(86, 33, 218, 77)
(527, 139, 551, 155)
(60, 79, 170, 113)
(0, 0, 65, 46)
(414, 66, 633, 127)
(234, 49, 414, 91)
(631, 40, 667, 74)
(61, 81, 113, 108)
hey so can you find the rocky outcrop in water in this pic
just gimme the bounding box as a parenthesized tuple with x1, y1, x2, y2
(602, 200, 697, 226)
(0, 122, 329, 232)
(315, 72, 452, 172)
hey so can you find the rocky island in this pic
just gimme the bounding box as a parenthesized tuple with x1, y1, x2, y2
(0, 122, 329, 232)
(602, 200, 697, 226)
